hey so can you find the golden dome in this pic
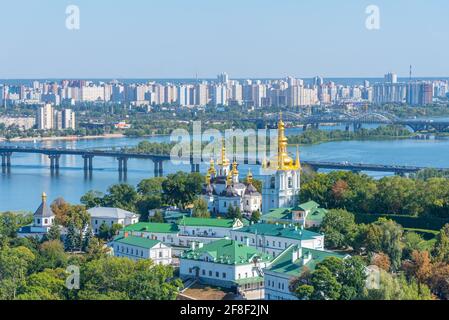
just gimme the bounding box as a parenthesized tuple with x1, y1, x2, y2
(208, 158, 217, 176)
(232, 160, 239, 176)
(217, 138, 230, 167)
(264, 113, 301, 171)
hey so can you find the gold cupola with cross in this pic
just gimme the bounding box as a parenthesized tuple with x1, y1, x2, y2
(217, 137, 231, 176)
(261, 113, 302, 214)
(264, 113, 301, 171)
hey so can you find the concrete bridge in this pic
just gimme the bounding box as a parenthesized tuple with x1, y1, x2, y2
(243, 112, 449, 132)
(0, 146, 184, 178)
(1, 145, 447, 178)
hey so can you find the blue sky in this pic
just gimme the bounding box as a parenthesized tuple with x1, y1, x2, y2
(0, 0, 448, 78)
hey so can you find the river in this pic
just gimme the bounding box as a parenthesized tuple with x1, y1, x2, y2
(1, 125, 449, 211)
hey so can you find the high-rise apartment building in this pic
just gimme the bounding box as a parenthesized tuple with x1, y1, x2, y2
(384, 72, 398, 84)
(195, 83, 209, 106)
(36, 104, 54, 130)
(407, 82, 433, 106)
(36, 104, 75, 131)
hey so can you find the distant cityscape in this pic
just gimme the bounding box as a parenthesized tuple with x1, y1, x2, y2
(1, 72, 449, 133)
(1, 72, 448, 109)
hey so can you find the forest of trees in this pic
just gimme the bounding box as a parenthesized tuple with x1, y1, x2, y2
(295, 209, 449, 300)
(300, 171, 449, 219)
(0, 209, 181, 300)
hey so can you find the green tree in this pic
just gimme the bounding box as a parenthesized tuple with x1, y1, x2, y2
(137, 177, 166, 195)
(34, 240, 68, 272)
(250, 210, 261, 223)
(433, 224, 449, 263)
(77, 257, 182, 300)
(312, 256, 367, 300)
(98, 223, 111, 241)
(162, 172, 203, 209)
(0, 212, 33, 240)
(403, 232, 430, 260)
(82, 227, 94, 252)
(226, 205, 242, 220)
(365, 218, 404, 270)
(192, 198, 210, 218)
(150, 211, 165, 223)
(80, 190, 104, 209)
(309, 267, 341, 300)
(375, 176, 420, 216)
(45, 224, 61, 242)
(136, 195, 163, 221)
(0, 246, 35, 300)
(16, 268, 67, 300)
(102, 184, 138, 212)
(295, 285, 314, 300)
(64, 222, 80, 252)
(320, 209, 357, 249)
(363, 270, 433, 300)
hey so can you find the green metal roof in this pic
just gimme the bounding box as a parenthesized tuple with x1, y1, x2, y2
(295, 200, 320, 212)
(267, 245, 346, 277)
(306, 208, 327, 222)
(178, 217, 240, 228)
(237, 223, 322, 240)
(233, 276, 264, 285)
(124, 222, 179, 234)
(262, 202, 327, 223)
(113, 235, 161, 249)
(181, 239, 272, 265)
(263, 208, 292, 220)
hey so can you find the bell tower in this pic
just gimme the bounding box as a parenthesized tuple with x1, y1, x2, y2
(261, 113, 301, 213)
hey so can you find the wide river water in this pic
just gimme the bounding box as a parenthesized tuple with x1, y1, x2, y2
(2, 123, 449, 211)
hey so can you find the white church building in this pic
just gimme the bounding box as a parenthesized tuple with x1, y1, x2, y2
(18, 192, 56, 239)
(202, 140, 262, 215)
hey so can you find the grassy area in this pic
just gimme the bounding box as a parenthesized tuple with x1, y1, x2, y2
(404, 228, 439, 241)
(355, 213, 449, 232)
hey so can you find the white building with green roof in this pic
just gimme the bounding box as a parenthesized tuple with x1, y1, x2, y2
(180, 239, 272, 299)
(230, 222, 324, 258)
(122, 217, 246, 251)
(111, 233, 172, 265)
(264, 245, 347, 300)
(177, 216, 245, 238)
(261, 201, 327, 228)
(123, 222, 180, 246)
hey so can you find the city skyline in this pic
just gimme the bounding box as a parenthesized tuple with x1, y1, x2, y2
(2, 72, 447, 108)
(1, 0, 449, 78)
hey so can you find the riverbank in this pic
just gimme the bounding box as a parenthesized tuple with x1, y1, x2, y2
(0, 133, 126, 143)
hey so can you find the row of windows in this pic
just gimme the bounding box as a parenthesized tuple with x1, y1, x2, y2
(270, 177, 299, 189)
(187, 268, 258, 280)
(188, 268, 227, 279)
(265, 293, 288, 300)
(36, 218, 54, 225)
(115, 245, 165, 259)
(267, 280, 286, 291)
(223, 201, 239, 208)
(94, 220, 116, 226)
(233, 236, 290, 250)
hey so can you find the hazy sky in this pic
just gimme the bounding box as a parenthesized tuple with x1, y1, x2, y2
(1, 0, 448, 78)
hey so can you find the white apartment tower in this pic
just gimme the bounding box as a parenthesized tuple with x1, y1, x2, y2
(37, 104, 54, 130)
